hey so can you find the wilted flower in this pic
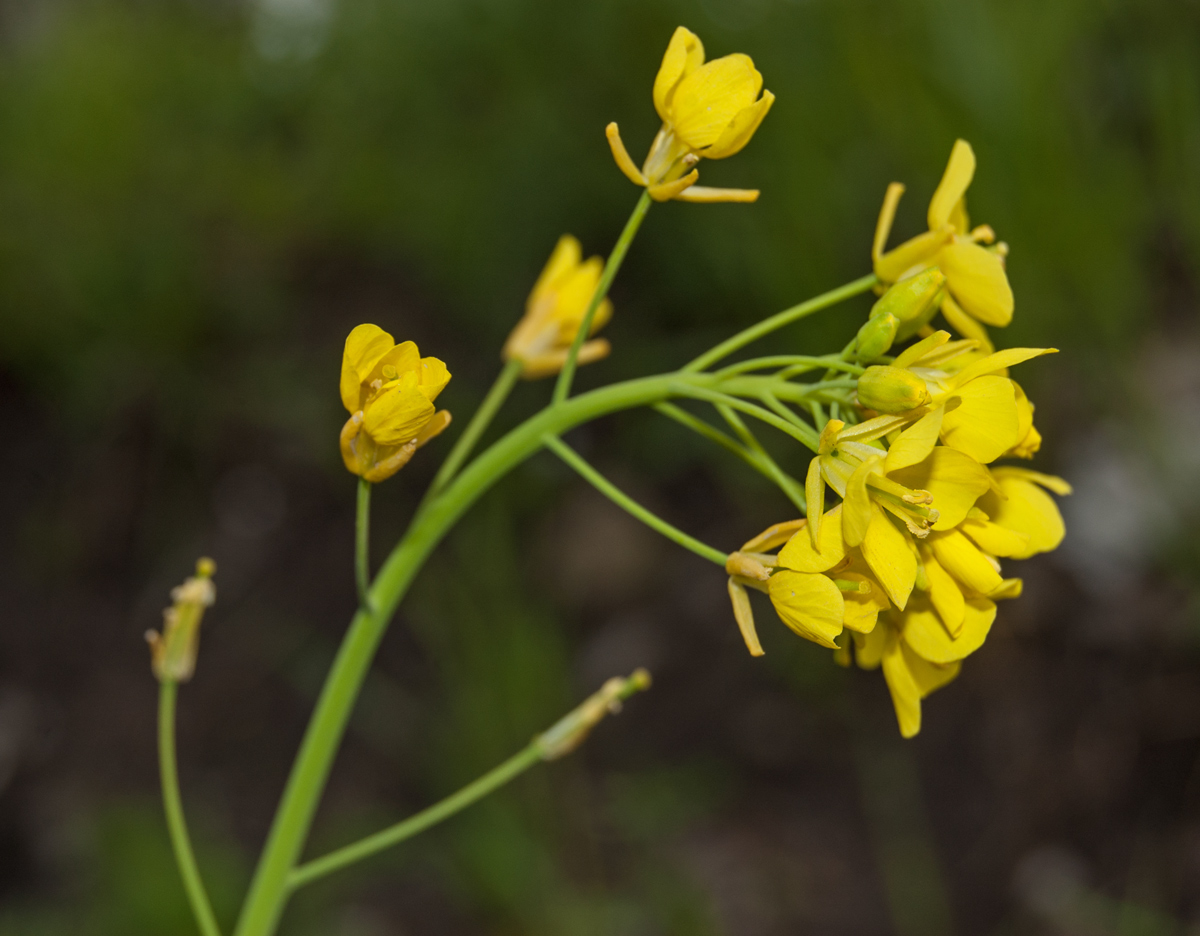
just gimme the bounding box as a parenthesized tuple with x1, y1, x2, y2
(339, 325, 452, 483)
(146, 559, 216, 683)
(605, 26, 774, 203)
(504, 235, 613, 379)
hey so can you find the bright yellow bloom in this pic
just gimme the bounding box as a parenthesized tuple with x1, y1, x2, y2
(858, 331, 1055, 464)
(605, 26, 774, 204)
(503, 235, 613, 379)
(338, 324, 452, 482)
(724, 520, 890, 655)
(804, 416, 992, 609)
(872, 139, 1013, 351)
(976, 467, 1071, 558)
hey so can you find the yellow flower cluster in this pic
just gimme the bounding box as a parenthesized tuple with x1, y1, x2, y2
(728, 143, 1068, 738)
(606, 26, 774, 203)
(338, 325, 452, 483)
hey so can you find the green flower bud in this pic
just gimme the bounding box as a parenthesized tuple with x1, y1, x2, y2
(870, 267, 946, 340)
(857, 365, 933, 414)
(855, 312, 899, 360)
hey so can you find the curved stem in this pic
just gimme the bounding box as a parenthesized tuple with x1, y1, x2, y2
(553, 190, 653, 403)
(682, 273, 877, 373)
(426, 358, 523, 500)
(233, 371, 718, 936)
(713, 405, 808, 515)
(716, 354, 865, 379)
(288, 745, 541, 891)
(355, 480, 372, 610)
(159, 682, 223, 936)
(672, 384, 820, 452)
(544, 434, 727, 566)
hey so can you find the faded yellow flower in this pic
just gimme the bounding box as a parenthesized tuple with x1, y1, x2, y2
(504, 235, 613, 379)
(605, 26, 774, 203)
(145, 558, 216, 684)
(339, 325, 452, 483)
(872, 140, 1013, 351)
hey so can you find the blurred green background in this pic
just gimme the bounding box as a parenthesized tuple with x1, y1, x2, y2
(0, 0, 1198, 933)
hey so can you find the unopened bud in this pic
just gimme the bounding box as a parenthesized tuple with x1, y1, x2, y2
(146, 559, 217, 683)
(870, 267, 946, 341)
(855, 312, 899, 360)
(535, 669, 651, 759)
(856, 365, 932, 414)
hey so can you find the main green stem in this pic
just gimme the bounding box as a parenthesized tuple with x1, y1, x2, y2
(553, 190, 653, 403)
(160, 682, 223, 936)
(427, 358, 523, 499)
(287, 745, 542, 890)
(683, 273, 877, 373)
(544, 435, 727, 566)
(355, 480, 372, 610)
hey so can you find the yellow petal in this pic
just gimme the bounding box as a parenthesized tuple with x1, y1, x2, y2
(939, 375, 1020, 464)
(893, 330, 952, 368)
(778, 504, 846, 572)
(529, 235, 582, 307)
(843, 457, 882, 547)
(341, 324, 395, 412)
(927, 530, 1003, 594)
(890, 446, 990, 530)
(950, 347, 1056, 389)
(991, 466, 1072, 496)
(728, 579, 764, 657)
(703, 90, 775, 159)
(670, 54, 763, 150)
(605, 123, 647, 186)
(417, 356, 452, 402)
(672, 185, 761, 203)
(937, 241, 1014, 327)
(901, 595, 995, 664)
(653, 26, 705, 123)
(902, 643, 961, 697)
(518, 338, 612, 380)
(939, 293, 994, 352)
(978, 471, 1066, 559)
(874, 230, 952, 283)
(881, 638, 923, 738)
(872, 182, 906, 263)
(922, 550, 965, 636)
(553, 257, 604, 332)
(362, 387, 436, 446)
(768, 570, 845, 649)
(884, 406, 944, 472)
(960, 517, 1029, 558)
(927, 139, 976, 232)
(805, 457, 824, 549)
(853, 619, 893, 670)
(861, 505, 917, 609)
(841, 572, 890, 634)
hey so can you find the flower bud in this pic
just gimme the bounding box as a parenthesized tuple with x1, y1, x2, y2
(855, 311, 899, 360)
(146, 559, 216, 683)
(856, 365, 933, 414)
(870, 267, 946, 340)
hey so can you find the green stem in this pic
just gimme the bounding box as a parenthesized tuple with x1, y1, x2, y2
(544, 434, 727, 567)
(355, 480, 372, 610)
(672, 384, 820, 452)
(159, 682, 223, 936)
(233, 371, 717, 936)
(716, 355, 865, 379)
(427, 358, 523, 499)
(287, 745, 542, 891)
(553, 190, 653, 403)
(713, 405, 808, 515)
(682, 273, 877, 373)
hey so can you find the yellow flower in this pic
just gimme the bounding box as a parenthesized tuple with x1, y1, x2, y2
(503, 235, 613, 379)
(338, 324, 452, 482)
(605, 26, 774, 204)
(803, 416, 992, 609)
(724, 520, 890, 654)
(975, 467, 1071, 559)
(872, 139, 1013, 351)
(858, 331, 1055, 464)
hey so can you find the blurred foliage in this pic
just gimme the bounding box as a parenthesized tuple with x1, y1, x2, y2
(0, 0, 1198, 933)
